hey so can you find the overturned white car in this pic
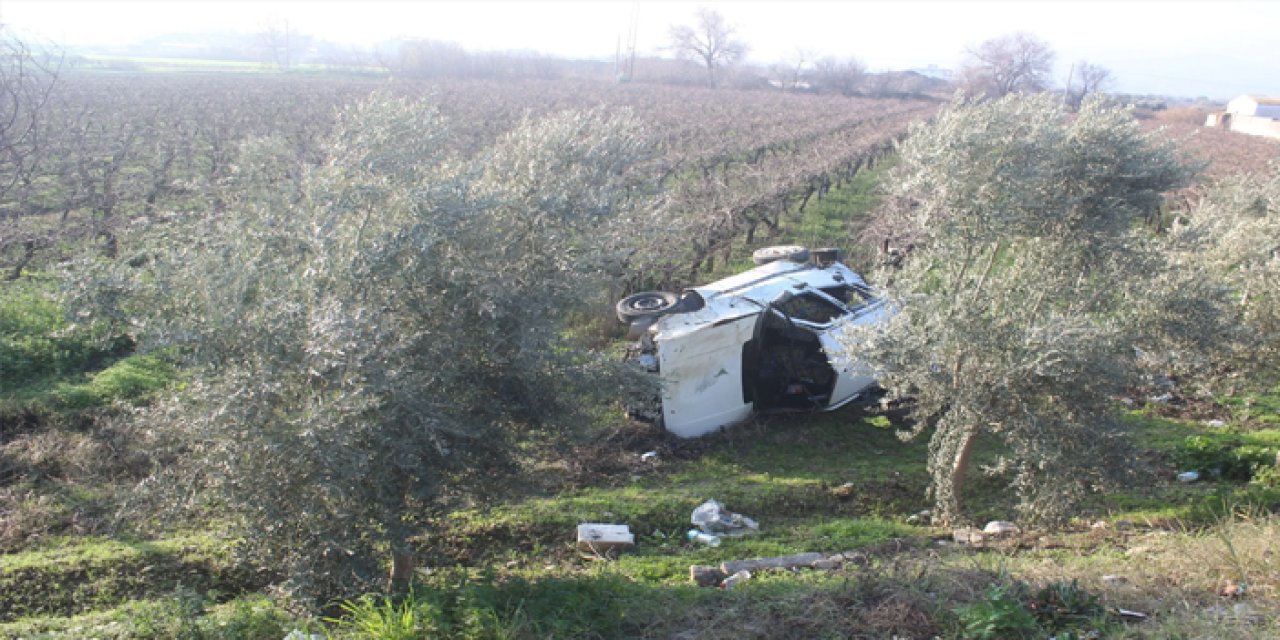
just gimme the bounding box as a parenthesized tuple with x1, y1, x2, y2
(617, 246, 889, 438)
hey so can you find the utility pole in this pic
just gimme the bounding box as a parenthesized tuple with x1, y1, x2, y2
(1062, 62, 1075, 106)
(626, 2, 639, 81)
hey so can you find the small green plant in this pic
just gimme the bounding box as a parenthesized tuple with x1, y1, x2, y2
(955, 583, 1039, 640)
(1251, 463, 1280, 488)
(326, 593, 428, 640)
(955, 578, 1104, 639)
(1175, 434, 1279, 481)
(128, 589, 206, 639)
(202, 595, 297, 640)
(1027, 579, 1103, 633)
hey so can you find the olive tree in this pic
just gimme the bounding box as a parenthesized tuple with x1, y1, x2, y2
(85, 95, 656, 603)
(1168, 167, 1280, 373)
(839, 95, 1220, 525)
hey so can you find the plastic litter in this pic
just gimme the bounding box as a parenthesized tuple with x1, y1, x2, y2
(720, 570, 751, 590)
(640, 451, 658, 462)
(1177, 471, 1201, 483)
(283, 631, 325, 640)
(687, 529, 721, 547)
(691, 499, 759, 537)
(576, 523, 635, 552)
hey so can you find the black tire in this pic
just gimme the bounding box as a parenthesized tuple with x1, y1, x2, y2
(616, 291, 680, 323)
(752, 245, 810, 265)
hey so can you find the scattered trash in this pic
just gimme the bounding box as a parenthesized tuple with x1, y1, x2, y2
(1203, 419, 1227, 428)
(1231, 602, 1267, 624)
(1204, 602, 1264, 623)
(1218, 580, 1247, 597)
(687, 529, 722, 547)
(906, 509, 931, 525)
(841, 551, 870, 566)
(576, 523, 635, 553)
(953, 528, 984, 544)
(1148, 392, 1173, 404)
(637, 352, 658, 371)
(722, 552, 825, 574)
(1091, 520, 1109, 530)
(982, 521, 1020, 537)
(691, 500, 759, 536)
(1101, 575, 1128, 586)
(640, 450, 658, 462)
(1114, 608, 1148, 620)
(283, 631, 325, 640)
(720, 570, 752, 590)
(1176, 470, 1201, 483)
(811, 556, 842, 570)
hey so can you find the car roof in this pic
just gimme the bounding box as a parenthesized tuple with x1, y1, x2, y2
(653, 260, 869, 340)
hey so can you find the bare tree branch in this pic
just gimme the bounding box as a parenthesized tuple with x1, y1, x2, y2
(960, 32, 1055, 98)
(668, 9, 747, 87)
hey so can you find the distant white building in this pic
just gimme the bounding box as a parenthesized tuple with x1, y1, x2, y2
(1227, 95, 1280, 119)
(1206, 95, 1280, 140)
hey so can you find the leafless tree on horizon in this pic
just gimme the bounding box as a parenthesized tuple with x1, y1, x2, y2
(959, 31, 1055, 98)
(668, 8, 748, 88)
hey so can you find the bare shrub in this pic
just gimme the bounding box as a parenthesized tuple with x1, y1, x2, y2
(1155, 106, 1211, 126)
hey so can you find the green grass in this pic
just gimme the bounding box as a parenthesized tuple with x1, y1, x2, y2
(1081, 410, 1280, 525)
(795, 157, 896, 269)
(1, 276, 176, 414)
(8, 394, 1280, 637)
(1218, 380, 1280, 424)
(0, 533, 261, 622)
(697, 157, 896, 283)
(1, 353, 176, 414)
(431, 410, 930, 567)
(0, 593, 300, 640)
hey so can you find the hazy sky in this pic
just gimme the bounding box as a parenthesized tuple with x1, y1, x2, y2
(2, 0, 1277, 99)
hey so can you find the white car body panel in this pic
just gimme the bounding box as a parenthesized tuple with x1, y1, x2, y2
(657, 315, 756, 438)
(630, 257, 889, 438)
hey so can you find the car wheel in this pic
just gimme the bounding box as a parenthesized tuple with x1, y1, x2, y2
(616, 291, 680, 323)
(752, 245, 810, 265)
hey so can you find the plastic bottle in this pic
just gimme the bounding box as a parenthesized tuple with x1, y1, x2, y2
(686, 529, 721, 547)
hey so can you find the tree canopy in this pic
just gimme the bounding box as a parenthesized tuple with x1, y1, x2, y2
(959, 32, 1055, 98)
(79, 96, 657, 603)
(840, 94, 1222, 525)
